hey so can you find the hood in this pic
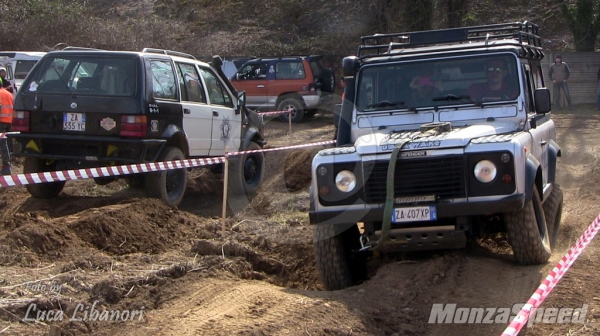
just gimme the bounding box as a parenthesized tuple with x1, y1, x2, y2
(355, 124, 507, 155)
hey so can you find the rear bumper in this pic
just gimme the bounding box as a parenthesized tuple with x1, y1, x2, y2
(8, 133, 166, 163)
(309, 193, 525, 225)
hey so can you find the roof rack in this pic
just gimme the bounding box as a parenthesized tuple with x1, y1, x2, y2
(142, 48, 196, 60)
(358, 21, 543, 58)
(59, 46, 104, 51)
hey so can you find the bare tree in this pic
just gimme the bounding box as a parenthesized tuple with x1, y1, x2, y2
(403, 0, 435, 31)
(559, 0, 600, 51)
(446, 0, 469, 28)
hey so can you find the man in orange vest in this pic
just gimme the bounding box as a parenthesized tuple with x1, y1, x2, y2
(0, 81, 13, 175)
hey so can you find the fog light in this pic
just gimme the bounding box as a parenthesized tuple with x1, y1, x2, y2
(319, 186, 330, 196)
(502, 174, 513, 184)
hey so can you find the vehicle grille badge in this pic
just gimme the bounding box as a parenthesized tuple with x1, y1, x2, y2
(70, 102, 77, 109)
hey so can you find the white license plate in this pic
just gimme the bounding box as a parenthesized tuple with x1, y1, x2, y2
(63, 113, 86, 131)
(392, 206, 437, 223)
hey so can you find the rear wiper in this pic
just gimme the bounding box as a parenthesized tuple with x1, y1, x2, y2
(432, 94, 482, 107)
(53, 68, 76, 98)
(367, 100, 407, 109)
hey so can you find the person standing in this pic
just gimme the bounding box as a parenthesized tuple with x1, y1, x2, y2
(548, 54, 574, 110)
(596, 66, 600, 110)
(0, 83, 13, 175)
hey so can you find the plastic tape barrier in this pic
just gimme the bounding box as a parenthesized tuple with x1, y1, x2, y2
(257, 110, 292, 116)
(501, 213, 600, 335)
(0, 140, 336, 187)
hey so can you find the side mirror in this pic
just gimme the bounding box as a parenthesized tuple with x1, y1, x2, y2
(236, 91, 246, 115)
(534, 88, 551, 114)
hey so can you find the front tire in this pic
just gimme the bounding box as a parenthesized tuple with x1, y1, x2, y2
(314, 223, 367, 290)
(227, 141, 265, 213)
(278, 98, 305, 123)
(543, 184, 563, 249)
(24, 158, 65, 199)
(145, 146, 187, 207)
(505, 188, 551, 264)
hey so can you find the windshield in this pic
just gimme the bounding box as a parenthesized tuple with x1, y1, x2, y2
(356, 54, 519, 112)
(25, 56, 136, 96)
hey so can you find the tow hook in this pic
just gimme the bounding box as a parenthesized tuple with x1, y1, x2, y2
(359, 234, 370, 251)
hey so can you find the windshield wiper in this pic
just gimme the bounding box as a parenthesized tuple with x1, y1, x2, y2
(367, 100, 407, 109)
(432, 94, 482, 107)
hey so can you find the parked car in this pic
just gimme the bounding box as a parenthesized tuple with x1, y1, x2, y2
(0, 51, 47, 94)
(8, 47, 265, 208)
(229, 55, 336, 122)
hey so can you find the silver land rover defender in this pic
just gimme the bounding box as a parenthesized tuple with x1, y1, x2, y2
(311, 22, 563, 290)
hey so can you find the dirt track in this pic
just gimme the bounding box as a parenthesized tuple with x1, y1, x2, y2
(0, 109, 599, 336)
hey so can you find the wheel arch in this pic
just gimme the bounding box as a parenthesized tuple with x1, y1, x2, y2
(546, 139, 561, 184)
(162, 124, 189, 157)
(276, 92, 306, 108)
(241, 127, 264, 151)
(525, 154, 543, 204)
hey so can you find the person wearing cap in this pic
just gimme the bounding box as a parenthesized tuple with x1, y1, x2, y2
(0, 82, 13, 175)
(549, 54, 574, 110)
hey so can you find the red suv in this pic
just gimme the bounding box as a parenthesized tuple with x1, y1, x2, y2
(229, 55, 335, 122)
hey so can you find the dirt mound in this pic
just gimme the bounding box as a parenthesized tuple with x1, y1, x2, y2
(284, 149, 314, 192)
(68, 199, 197, 255)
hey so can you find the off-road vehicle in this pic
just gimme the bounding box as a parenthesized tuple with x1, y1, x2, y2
(230, 55, 335, 122)
(311, 22, 563, 290)
(9, 48, 265, 208)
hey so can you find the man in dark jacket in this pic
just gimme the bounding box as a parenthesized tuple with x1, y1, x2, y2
(549, 54, 573, 110)
(596, 66, 600, 110)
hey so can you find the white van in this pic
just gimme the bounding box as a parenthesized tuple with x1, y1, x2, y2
(0, 51, 46, 94)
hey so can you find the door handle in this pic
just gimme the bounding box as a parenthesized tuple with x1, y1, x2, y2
(539, 140, 548, 146)
(184, 108, 191, 114)
(257, 85, 265, 88)
(213, 111, 219, 117)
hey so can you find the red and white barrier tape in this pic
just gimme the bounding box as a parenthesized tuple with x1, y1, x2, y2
(0, 157, 225, 187)
(226, 140, 335, 157)
(257, 110, 292, 116)
(0, 139, 336, 187)
(501, 213, 600, 336)
(0, 132, 20, 139)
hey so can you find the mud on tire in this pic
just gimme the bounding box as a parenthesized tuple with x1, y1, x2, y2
(542, 183, 563, 249)
(313, 223, 367, 290)
(24, 157, 65, 198)
(505, 188, 551, 264)
(145, 146, 187, 207)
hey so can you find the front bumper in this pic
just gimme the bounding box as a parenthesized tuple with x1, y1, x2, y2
(8, 133, 166, 163)
(309, 193, 525, 225)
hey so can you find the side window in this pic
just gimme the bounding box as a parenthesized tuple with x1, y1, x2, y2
(176, 62, 206, 103)
(522, 64, 534, 112)
(151, 60, 177, 100)
(198, 68, 233, 107)
(276, 61, 305, 79)
(238, 62, 268, 80)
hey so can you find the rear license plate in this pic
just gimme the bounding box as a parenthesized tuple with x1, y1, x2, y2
(63, 113, 86, 131)
(392, 206, 437, 223)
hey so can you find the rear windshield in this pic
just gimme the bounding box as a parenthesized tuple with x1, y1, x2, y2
(25, 56, 136, 96)
(14, 60, 38, 79)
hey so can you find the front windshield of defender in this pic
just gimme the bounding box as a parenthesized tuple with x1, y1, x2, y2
(356, 54, 519, 112)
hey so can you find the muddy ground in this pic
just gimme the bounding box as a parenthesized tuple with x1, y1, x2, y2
(0, 109, 599, 336)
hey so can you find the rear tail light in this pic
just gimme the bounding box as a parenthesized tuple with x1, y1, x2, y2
(12, 111, 30, 132)
(120, 115, 147, 137)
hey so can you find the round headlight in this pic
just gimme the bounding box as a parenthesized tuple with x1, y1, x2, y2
(474, 160, 497, 183)
(335, 170, 356, 193)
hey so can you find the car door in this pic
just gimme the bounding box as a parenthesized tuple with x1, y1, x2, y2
(175, 62, 213, 156)
(230, 61, 269, 108)
(198, 66, 242, 156)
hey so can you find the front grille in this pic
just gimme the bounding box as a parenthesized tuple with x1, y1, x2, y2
(363, 155, 466, 203)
